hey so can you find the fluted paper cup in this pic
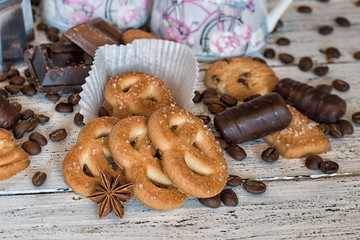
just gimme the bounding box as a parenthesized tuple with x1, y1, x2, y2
(79, 39, 199, 123)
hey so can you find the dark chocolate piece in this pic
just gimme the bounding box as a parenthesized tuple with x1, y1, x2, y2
(0, 93, 20, 129)
(64, 18, 122, 57)
(214, 93, 292, 144)
(273, 78, 346, 124)
(25, 42, 92, 94)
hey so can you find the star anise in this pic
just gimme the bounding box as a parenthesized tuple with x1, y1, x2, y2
(87, 170, 133, 219)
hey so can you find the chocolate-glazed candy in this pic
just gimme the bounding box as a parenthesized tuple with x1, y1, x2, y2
(214, 93, 292, 143)
(25, 42, 92, 94)
(0, 93, 20, 129)
(273, 78, 346, 124)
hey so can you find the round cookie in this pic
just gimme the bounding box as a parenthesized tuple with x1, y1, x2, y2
(205, 57, 279, 101)
(122, 29, 159, 44)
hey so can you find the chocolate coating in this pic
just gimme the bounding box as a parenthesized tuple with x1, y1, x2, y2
(273, 78, 346, 124)
(214, 93, 292, 143)
(0, 93, 20, 129)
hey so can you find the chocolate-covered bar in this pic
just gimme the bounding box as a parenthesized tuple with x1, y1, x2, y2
(64, 18, 122, 57)
(273, 78, 346, 124)
(214, 93, 292, 144)
(0, 93, 20, 129)
(25, 42, 92, 94)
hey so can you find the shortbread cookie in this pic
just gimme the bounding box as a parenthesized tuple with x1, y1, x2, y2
(205, 57, 279, 101)
(0, 128, 30, 181)
(108, 116, 188, 211)
(104, 72, 176, 119)
(63, 117, 124, 197)
(263, 105, 330, 159)
(147, 106, 228, 198)
(122, 29, 159, 44)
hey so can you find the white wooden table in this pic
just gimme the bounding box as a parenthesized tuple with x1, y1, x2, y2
(1, 0, 360, 239)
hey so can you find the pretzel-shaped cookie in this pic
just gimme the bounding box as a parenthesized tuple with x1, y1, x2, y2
(63, 117, 124, 197)
(104, 72, 176, 119)
(147, 106, 228, 198)
(108, 116, 188, 211)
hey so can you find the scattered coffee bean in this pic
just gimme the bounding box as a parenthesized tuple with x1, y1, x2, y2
(5, 84, 21, 94)
(26, 77, 35, 85)
(318, 25, 333, 35)
(243, 180, 266, 195)
(196, 115, 210, 124)
(305, 155, 323, 169)
(252, 57, 267, 65)
(261, 147, 279, 163)
(192, 90, 202, 103)
(98, 106, 108, 117)
(298, 57, 313, 72)
(243, 94, 261, 102)
(22, 140, 41, 155)
(47, 33, 59, 42)
(45, 93, 60, 102)
(320, 160, 339, 174)
(332, 79, 350, 92)
(335, 17, 350, 27)
(220, 94, 237, 107)
(208, 103, 226, 114)
(263, 48, 275, 59)
(13, 120, 30, 139)
(297, 5, 312, 13)
(32, 171, 47, 186)
(215, 136, 227, 149)
(29, 132, 47, 146)
(315, 84, 332, 93)
(198, 195, 221, 208)
(329, 124, 344, 138)
(36, 114, 50, 124)
(356, 0, 360, 6)
(203, 96, 223, 106)
(67, 93, 81, 105)
(21, 85, 37, 96)
(9, 76, 25, 86)
(55, 102, 73, 113)
(220, 189, 238, 206)
(36, 22, 48, 31)
(317, 0, 329, 2)
(352, 112, 360, 124)
(8, 69, 19, 78)
(279, 53, 294, 64)
(24, 69, 31, 77)
(318, 123, 330, 134)
(0, 88, 8, 98)
(336, 119, 353, 134)
(27, 117, 40, 132)
(0, 72, 8, 81)
(313, 66, 329, 76)
(49, 128, 67, 142)
(12, 102, 22, 112)
(226, 144, 246, 161)
(325, 47, 341, 58)
(74, 112, 84, 126)
(276, 37, 290, 46)
(354, 51, 360, 60)
(202, 88, 218, 97)
(21, 109, 34, 120)
(226, 175, 243, 187)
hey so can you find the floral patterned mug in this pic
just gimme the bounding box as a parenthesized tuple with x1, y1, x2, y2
(150, 0, 292, 61)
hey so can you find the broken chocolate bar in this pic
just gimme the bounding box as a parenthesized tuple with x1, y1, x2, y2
(25, 42, 92, 94)
(0, 93, 20, 129)
(64, 18, 122, 57)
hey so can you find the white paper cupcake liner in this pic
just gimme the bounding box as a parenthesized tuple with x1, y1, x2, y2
(79, 39, 199, 123)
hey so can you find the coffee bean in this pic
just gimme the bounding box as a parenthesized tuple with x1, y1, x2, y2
(36, 22, 48, 31)
(208, 103, 226, 114)
(263, 48, 275, 59)
(8, 76, 25, 86)
(8, 69, 19, 78)
(319, 26, 333, 35)
(220, 189, 238, 206)
(202, 88, 217, 97)
(74, 112, 84, 126)
(196, 115, 210, 125)
(317, 123, 330, 134)
(98, 106, 108, 117)
(192, 90, 202, 103)
(320, 160, 339, 174)
(354, 51, 360, 60)
(335, 17, 350, 27)
(332, 79, 349, 92)
(22, 140, 41, 155)
(325, 47, 341, 58)
(356, 0, 360, 6)
(5, 84, 21, 94)
(317, 0, 329, 2)
(298, 57, 313, 72)
(313, 66, 329, 76)
(297, 6, 312, 13)
(226, 144, 246, 161)
(352, 112, 360, 124)
(32, 171, 47, 186)
(315, 84, 332, 93)
(27, 117, 40, 132)
(21, 109, 34, 120)
(336, 120, 353, 134)
(12, 102, 22, 112)
(24, 69, 31, 77)
(0, 88, 8, 98)
(252, 57, 267, 65)
(55, 102, 73, 113)
(45, 93, 60, 102)
(49, 128, 67, 142)
(220, 94, 237, 107)
(0, 72, 8, 81)
(29, 132, 47, 146)
(243, 94, 261, 102)
(261, 147, 279, 163)
(279, 53, 294, 64)
(46, 27, 59, 35)
(243, 180, 266, 195)
(198, 195, 221, 208)
(26, 77, 35, 85)
(68, 93, 81, 105)
(21, 85, 37, 96)
(226, 175, 243, 187)
(13, 120, 30, 139)
(203, 96, 223, 106)
(329, 124, 344, 138)
(36, 114, 50, 124)
(276, 37, 290, 46)
(305, 155, 323, 169)
(215, 136, 227, 149)
(47, 33, 59, 42)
